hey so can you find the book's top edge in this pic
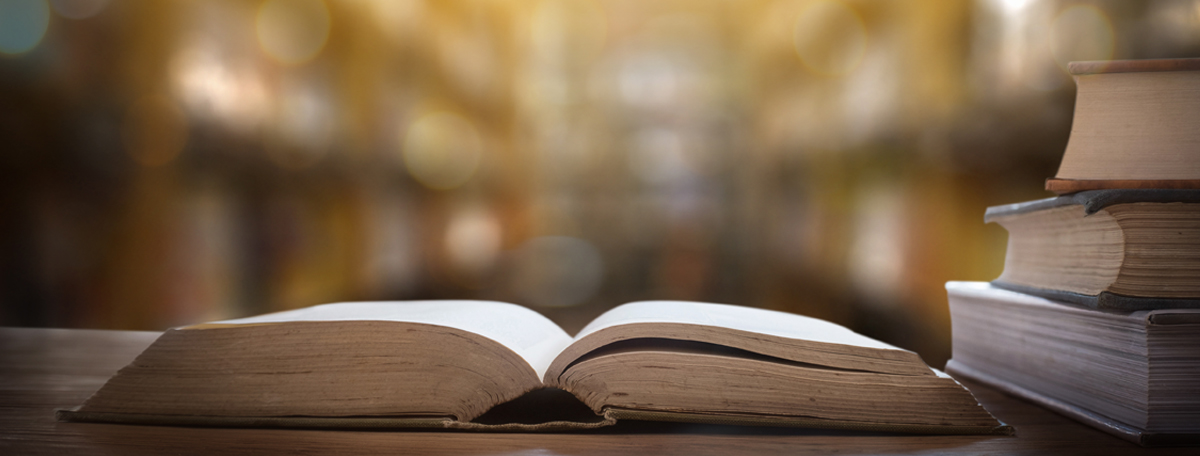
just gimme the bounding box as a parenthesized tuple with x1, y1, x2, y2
(1069, 58, 1200, 75)
(983, 189, 1200, 222)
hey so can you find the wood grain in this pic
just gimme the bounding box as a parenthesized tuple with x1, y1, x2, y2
(0, 327, 1194, 455)
(1045, 178, 1200, 195)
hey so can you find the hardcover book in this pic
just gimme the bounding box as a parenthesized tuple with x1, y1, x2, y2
(986, 189, 1200, 310)
(59, 300, 1008, 434)
(1045, 58, 1200, 194)
(945, 282, 1200, 446)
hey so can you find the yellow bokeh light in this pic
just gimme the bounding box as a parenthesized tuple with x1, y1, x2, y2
(793, 0, 868, 77)
(401, 112, 482, 191)
(256, 0, 330, 65)
(122, 95, 190, 167)
(1050, 5, 1114, 70)
(531, 0, 607, 64)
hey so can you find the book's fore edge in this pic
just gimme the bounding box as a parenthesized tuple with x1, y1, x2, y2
(943, 360, 1147, 446)
(989, 280, 1200, 312)
(984, 189, 1200, 222)
(950, 360, 1200, 446)
(603, 408, 1013, 436)
(1046, 179, 1200, 195)
(1068, 58, 1200, 75)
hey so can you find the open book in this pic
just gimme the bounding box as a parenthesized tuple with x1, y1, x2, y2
(59, 300, 1008, 434)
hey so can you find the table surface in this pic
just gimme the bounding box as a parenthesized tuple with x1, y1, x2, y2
(0, 327, 1192, 455)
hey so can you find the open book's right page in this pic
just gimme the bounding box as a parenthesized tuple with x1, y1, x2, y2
(577, 301, 906, 351)
(541, 300, 1006, 434)
(544, 301, 934, 384)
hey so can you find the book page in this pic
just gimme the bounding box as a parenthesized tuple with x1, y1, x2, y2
(575, 301, 904, 351)
(199, 301, 574, 379)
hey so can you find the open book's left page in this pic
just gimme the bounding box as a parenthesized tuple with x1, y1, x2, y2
(67, 301, 574, 424)
(197, 301, 574, 379)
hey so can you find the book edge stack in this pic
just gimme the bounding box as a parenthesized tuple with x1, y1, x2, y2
(946, 58, 1200, 447)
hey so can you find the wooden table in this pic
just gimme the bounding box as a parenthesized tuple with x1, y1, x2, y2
(0, 327, 1191, 455)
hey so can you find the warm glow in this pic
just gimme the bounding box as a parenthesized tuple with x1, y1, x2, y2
(0, 0, 49, 55)
(122, 95, 190, 167)
(7, 0, 1193, 371)
(170, 47, 269, 132)
(793, 0, 868, 77)
(444, 207, 502, 277)
(368, 0, 424, 44)
(618, 55, 680, 109)
(1050, 5, 1114, 70)
(256, 0, 330, 65)
(401, 112, 482, 190)
(995, 0, 1031, 14)
(531, 0, 607, 64)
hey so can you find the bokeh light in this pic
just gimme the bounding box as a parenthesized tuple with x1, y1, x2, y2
(995, 0, 1031, 14)
(50, 0, 108, 19)
(256, 0, 330, 65)
(170, 47, 269, 132)
(444, 206, 502, 279)
(1050, 5, 1114, 70)
(0, 0, 50, 55)
(401, 112, 482, 191)
(793, 0, 868, 77)
(531, 0, 607, 65)
(121, 95, 190, 167)
(367, 0, 424, 44)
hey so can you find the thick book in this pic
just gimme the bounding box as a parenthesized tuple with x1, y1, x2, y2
(985, 189, 1200, 310)
(1045, 58, 1200, 194)
(58, 300, 1009, 434)
(944, 282, 1200, 447)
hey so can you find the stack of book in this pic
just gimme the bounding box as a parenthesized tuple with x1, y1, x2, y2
(945, 58, 1200, 447)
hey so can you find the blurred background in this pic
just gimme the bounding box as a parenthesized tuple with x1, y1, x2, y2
(1, 0, 1198, 367)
